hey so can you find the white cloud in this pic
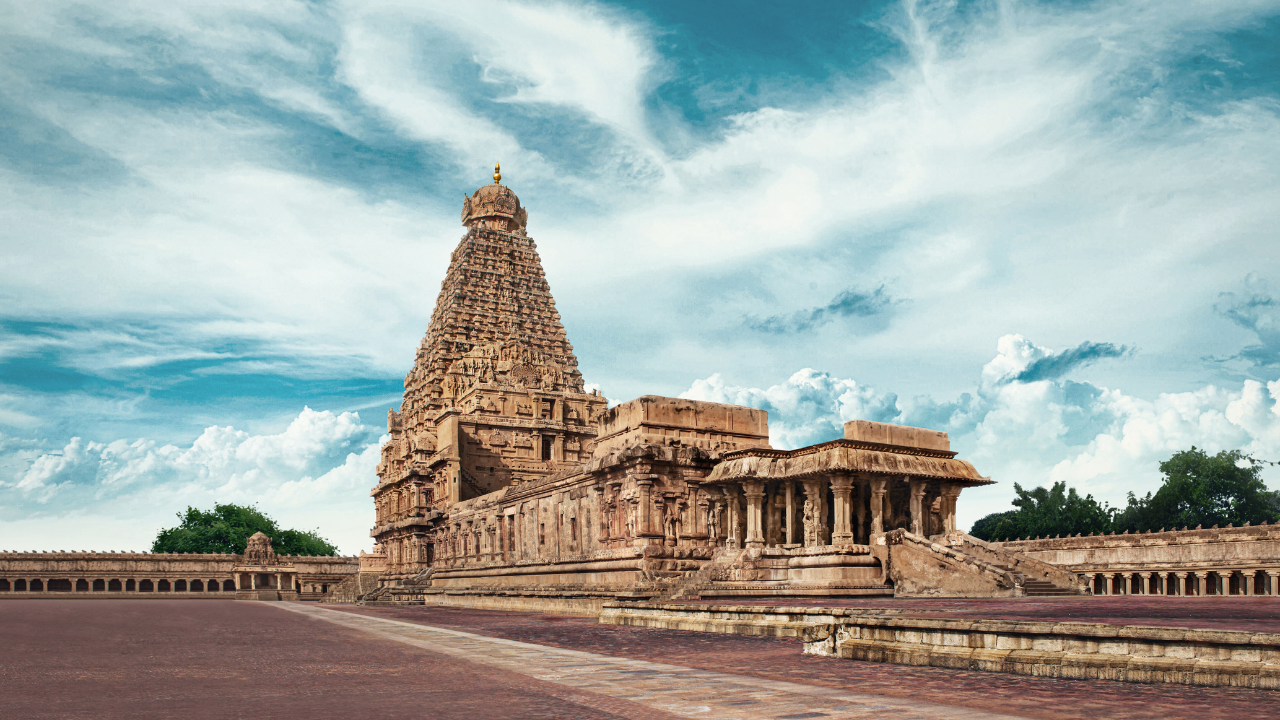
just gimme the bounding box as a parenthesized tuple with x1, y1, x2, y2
(0, 407, 383, 554)
(681, 369, 899, 449)
(681, 334, 1280, 531)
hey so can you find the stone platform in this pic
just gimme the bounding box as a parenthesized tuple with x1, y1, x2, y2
(325, 603, 1280, 719)
(598, 596, 1280, 688)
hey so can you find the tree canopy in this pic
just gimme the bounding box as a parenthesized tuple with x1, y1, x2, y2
(968, 447, 1280, 541)
(151, 503, 338, 556)
(968, 481, 1114, 541)
(1112, 448, 1280, 533)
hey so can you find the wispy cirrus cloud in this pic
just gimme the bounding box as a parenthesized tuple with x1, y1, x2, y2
(744, 286, 895, 334)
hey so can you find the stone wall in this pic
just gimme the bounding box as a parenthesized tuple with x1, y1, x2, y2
(0, 551, 358, 600)
(992, 525, 1280, 596)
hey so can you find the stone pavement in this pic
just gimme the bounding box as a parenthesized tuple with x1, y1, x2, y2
(279, 601, 1023, 719)
(331, 604, 1280, 720)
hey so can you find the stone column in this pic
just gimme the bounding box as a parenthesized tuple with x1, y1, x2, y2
(743, 480, 766, 548)
(869, 478, 888, 538)
(855, 477, 867, 544)
(785, 481, 796, 546)
(1101, 573, 1114, 595)
(940, 484, 962, 534)
(1174, 572, 1188, 596)
(1220, 570, 1233, 596)
(635, 477, 655, 538)
(1083, 573, 1096, 594)
(695, 494, 709, 544)
(726, 486, 742, 549)
(1195, 572, 1208, 596)
(1121, 573, 1132, 595)
(831, 473, 855, 546)
(1139, 572, 1151, 595)
(1244, 570, 1257, 596)
(908, 478, 926, 536)
(1267, 571, 1279, 596)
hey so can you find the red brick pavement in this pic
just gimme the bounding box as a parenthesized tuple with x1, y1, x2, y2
(0, 600, 680, 720)
(680, 595, 1280, 633)
(332, 604, 1279, 720)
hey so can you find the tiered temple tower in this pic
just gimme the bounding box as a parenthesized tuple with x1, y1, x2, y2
(372, 166, 607, 579)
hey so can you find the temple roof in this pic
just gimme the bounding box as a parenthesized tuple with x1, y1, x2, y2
(706, 438, 991, 485)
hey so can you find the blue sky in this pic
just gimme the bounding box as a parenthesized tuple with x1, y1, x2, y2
(2, 0, 1280, 554)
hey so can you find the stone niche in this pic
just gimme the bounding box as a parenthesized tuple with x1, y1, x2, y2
(592, 396, 770, 458)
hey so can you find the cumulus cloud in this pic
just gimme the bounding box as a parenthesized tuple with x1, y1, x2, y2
(0, 407, 384, 554)
(682, 333, 1280, 530)
(681, 368, 899, 449)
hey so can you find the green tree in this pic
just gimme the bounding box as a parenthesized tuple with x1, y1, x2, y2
(968, 481, 1114, 541)
(151, 503, 338, 556)
(1113, 448, 1280, 532)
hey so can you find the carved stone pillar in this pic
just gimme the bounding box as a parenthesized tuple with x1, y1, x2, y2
(1101, 573, 1114, 595)
(1121, 573, 1132, 595)
(785, 480, 796, 546)
(1244, 570, 1257, 596)
(908, 478, 926, 536)
(801, 479, 825, 547)
(1174, 572, 1188, 596)
(1082, 573, 1095, 594)
(1267, 571, 1279, 596)
(869, 478, 888, 538)
(1139, 572, 1151, 595)
(743, 480, 766, 548)
(940, 484, 962, 534)
(854, 477, 867, 544)
(695, 493, 710, 543)
(830, 473, 854, 546)
(1195, 572, 1208, 596)
(725, 486, 742, 549)
(635, 477, 655, 538)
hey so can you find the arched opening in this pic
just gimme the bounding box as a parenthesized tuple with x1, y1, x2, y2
(125, 579, 136, 591)
(75, 579, 89, 592)
(93, 579, 105, 591)
(190, 579, 203, 592)
(157, 579, 171, 592)
(222, 579, 235, 592)
(139, 579, 153, 592)
(31, 579, 44, 591)
(108, 579, 122, 591)
(321, 584, 328, 594)
(174, 579, 187, 592)
(15, 579, 27, 591)
(209, 579, 220, 592)
(0, 579, 9, 591)
(47, 579, 72, 591)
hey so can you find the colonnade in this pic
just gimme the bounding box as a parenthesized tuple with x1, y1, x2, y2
(723, 474, 962, 550)
(0, 577, 236, 593)
(1083, 569, 1280, 596)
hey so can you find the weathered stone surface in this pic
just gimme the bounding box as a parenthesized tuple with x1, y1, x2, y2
(0, 549, 357, 600)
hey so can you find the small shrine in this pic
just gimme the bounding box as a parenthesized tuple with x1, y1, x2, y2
(232, 532, 299, 601)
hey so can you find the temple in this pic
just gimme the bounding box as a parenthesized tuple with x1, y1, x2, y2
(362, 170, 1090, 609)
(1, 170, 1276, 609)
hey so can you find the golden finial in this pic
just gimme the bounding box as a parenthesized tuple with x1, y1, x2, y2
(493, 161, 501, 184)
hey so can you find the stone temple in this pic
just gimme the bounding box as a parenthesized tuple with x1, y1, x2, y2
(364, 169, 1095, 608)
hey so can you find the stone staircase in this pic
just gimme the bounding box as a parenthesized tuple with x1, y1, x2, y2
(948, 532, 1088, 596)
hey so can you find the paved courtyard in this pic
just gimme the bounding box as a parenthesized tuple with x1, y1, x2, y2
(0, 599, 1275, 720)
